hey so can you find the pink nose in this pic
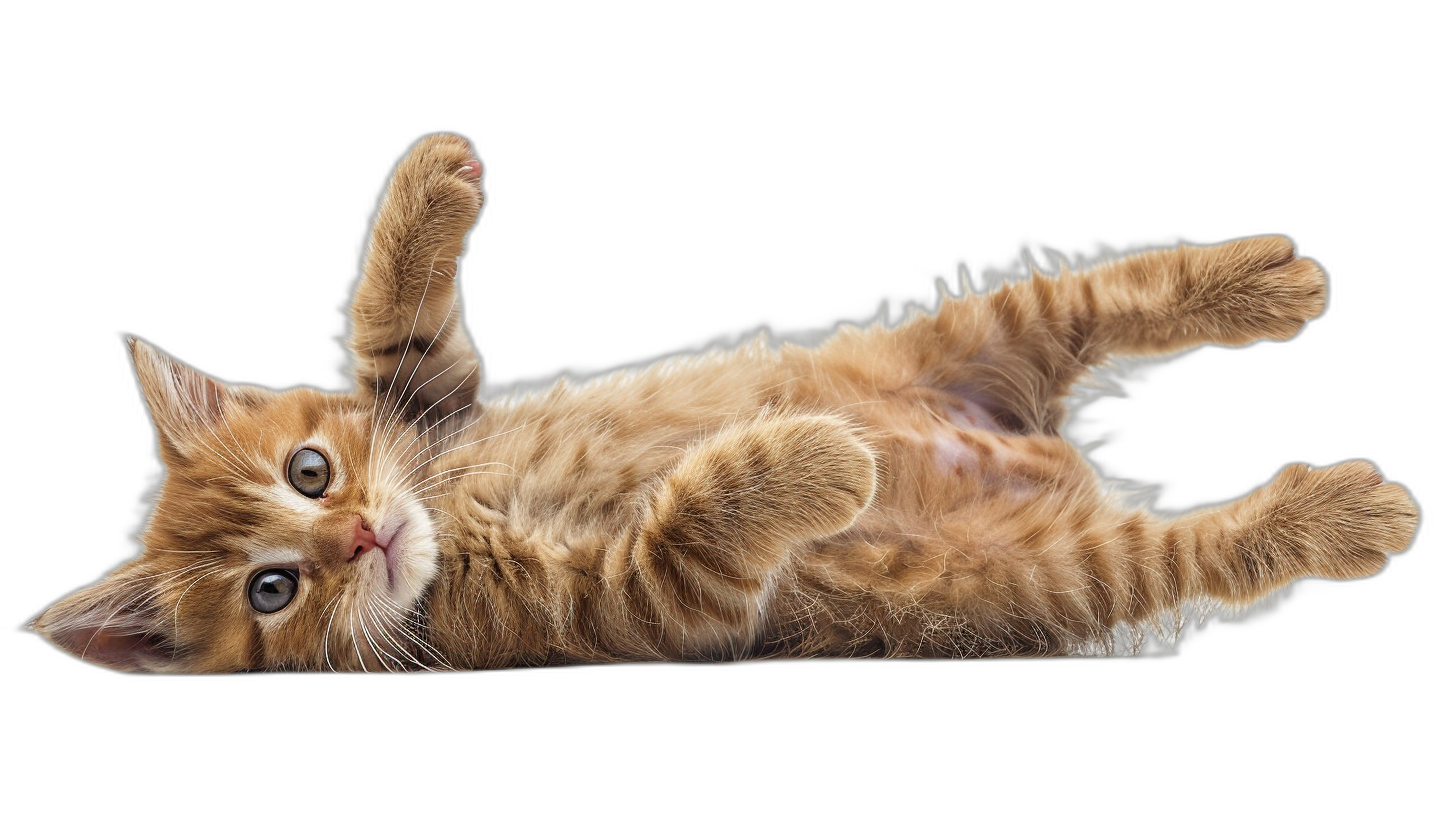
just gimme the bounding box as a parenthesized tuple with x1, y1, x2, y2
(349, 516, 379, 561)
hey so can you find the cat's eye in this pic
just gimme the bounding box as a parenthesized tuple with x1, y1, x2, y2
(248, 569, 299, 614)
(287, 448, 330, 498)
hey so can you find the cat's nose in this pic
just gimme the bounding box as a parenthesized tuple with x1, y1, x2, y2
(348, 516, 379, 561)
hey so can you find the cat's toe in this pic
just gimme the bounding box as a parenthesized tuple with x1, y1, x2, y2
(409, 132, 475, 164)
(401, 133, 483, 195)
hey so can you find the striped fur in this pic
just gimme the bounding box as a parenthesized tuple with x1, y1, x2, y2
(33, 135, 1417, 671)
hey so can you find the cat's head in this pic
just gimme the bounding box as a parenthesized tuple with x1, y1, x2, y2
(32, 339, 441, 671)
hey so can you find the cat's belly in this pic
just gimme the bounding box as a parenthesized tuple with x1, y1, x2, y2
(937, 391, 1005, 434)
(861, 385, 1065, 504)
(921, 423, 987, 473)
(910, 424, 1041, 491)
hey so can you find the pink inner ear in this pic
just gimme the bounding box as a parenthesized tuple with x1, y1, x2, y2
(50, 625, 169, 672)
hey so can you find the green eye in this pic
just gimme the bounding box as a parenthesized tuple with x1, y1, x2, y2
(287, 448, 330, 498)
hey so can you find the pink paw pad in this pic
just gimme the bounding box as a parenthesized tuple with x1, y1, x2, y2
(458, 160, 483, 179)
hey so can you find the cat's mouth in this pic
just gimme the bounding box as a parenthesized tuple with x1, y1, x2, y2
(357, 503, 438, 608)
(372, 524, 404, 591)
(362, 541, 399, 591)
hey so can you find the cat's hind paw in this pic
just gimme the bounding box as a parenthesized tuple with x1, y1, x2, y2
(1184, 235, 1328, 345)
(1267, 460, 1418, 581)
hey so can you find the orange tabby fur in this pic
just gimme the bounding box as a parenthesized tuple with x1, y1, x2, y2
(33, 134, 1418, 671)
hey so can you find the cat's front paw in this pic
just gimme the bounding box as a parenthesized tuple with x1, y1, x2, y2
(414, 132, 484, 188)
(1268, 460, 1418, 580)
(1185, 235, 1327, 344)
(644, 414, 877, 571)
(405, 132, 482, 175)
(371, 134, 485, 278)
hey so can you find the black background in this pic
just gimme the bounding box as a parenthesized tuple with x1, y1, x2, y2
(14, 63, 1444, 769)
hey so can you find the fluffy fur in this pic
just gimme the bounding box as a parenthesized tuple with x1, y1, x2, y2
(33, 134, 1418, 671)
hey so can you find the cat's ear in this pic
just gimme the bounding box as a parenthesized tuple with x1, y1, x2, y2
(32, 565, 182, 672)
(127, 337, 234, 462)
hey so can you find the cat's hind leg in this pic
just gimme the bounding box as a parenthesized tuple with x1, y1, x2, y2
(349, 134, 485, 428)
(603, 413, 877, 657)
(1164, 460, 1417, 605)
(1009, 459, 1416, 650)
(791, 459, 1415, 657)
(1041, 236, 1328, 354)
(810, 237, 1326, 433)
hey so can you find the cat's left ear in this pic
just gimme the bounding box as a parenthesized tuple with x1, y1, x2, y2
(127, 337, 237, 463)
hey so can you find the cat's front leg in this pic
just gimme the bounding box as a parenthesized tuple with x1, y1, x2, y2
(349, 134, 485, 428)
(608, 414, 877, 655)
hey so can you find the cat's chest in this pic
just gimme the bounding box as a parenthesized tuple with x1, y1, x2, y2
(436, 475, 624, 570)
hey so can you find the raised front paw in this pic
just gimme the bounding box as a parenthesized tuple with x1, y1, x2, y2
(1266, 460, 1418, 580)
(1182, 235, 1328, 344)
(368, 133, 485, 286)
(399, 132, 484, 202)
(404, 131, 483, 217)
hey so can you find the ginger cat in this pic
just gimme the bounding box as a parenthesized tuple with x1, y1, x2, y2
(33, 134, 1418, 671)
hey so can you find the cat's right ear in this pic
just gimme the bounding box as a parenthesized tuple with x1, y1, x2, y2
(127, 337, 235, 464)
(32, 564, 181, 672)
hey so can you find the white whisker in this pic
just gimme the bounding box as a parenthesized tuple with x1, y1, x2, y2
(399, 435, 514, 485)
(411, 471, 510, 494)
(349, 609, 370, 673)
(370, 271, 436, 489)
(320, 591, 346, 672)
(391, 403, 480, 472)
(380, 295, 458, 436)
(356, 605, 396, 672)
